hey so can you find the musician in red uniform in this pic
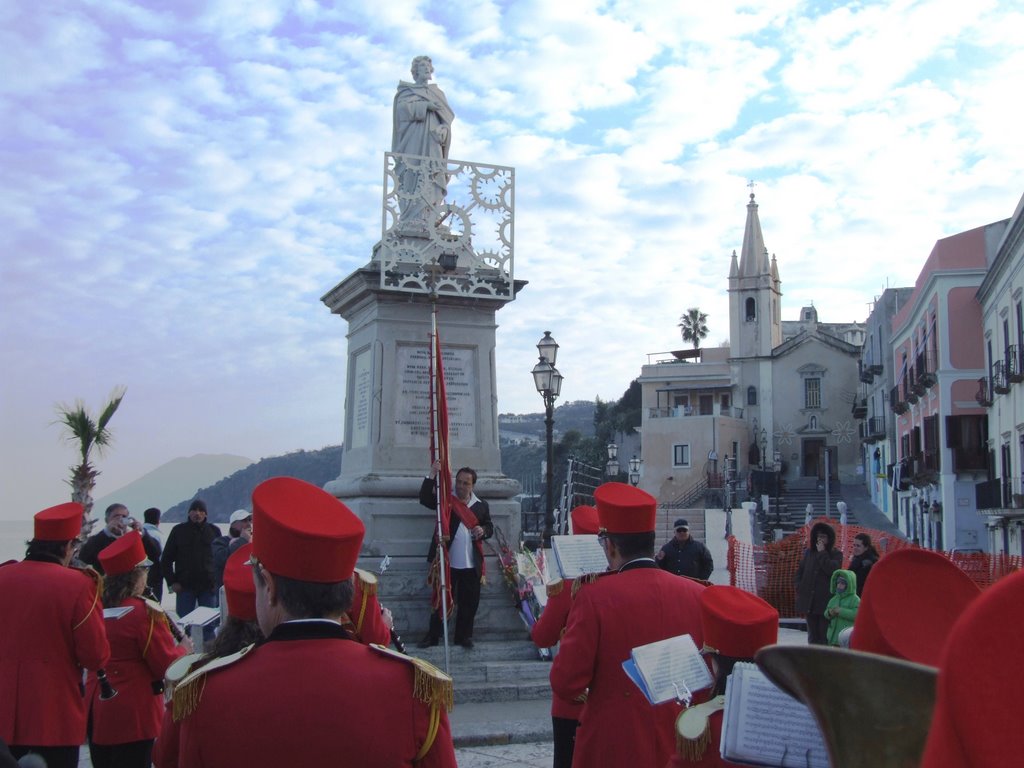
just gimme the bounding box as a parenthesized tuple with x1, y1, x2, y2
(86, 531, 188, 767)
(174, 476, 457, 767)
(550, 483, 706, 768)
(0, 502, 111, 768)
(531, 504, 603, 768)
(667, 586, 778, 767)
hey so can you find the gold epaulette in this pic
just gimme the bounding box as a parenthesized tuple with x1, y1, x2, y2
(675, 695, 725, 761)
(546, 579, 564, 598)
(571, 570, 612, 598)
(354, 567, 378, 595)
(172, 644, 256, 722)
(370, 644, 453, 763)
(164, 652, 204, 695)
(70, 563, 103, 629)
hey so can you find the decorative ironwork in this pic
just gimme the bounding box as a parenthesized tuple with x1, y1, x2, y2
(379, 153, 514, 299)
(993, 360, 1010, 394)
(976, 376, 993, 407)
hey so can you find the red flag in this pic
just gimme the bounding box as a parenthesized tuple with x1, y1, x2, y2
(428, 314, 453, 617)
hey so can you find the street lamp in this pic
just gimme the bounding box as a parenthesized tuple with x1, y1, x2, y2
(760, 428, 768, 471)
(606, 442, 619, 478)
(628, 455, 641, 487)
(533, 332, 562, 547)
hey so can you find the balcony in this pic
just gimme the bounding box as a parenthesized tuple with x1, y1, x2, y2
(868, 416, 885, 440)
(975, 476, 1024, 514)
(916, 348, 937, 389)
(1008, 345, 1024, 383)
(859, 365, 874, 384)
(890, 385, 908, 415)
(869, 363, 884, 375)
(992, 360, 1010, 395)
(976, 377, 993, 407)
(852, 398, 867, 419)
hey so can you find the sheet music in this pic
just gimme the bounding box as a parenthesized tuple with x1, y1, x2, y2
(721, 663, 829, 768)
(102, 606, 134, 619)
(625, 633, 714, 705)
(551, 535, 608, 579)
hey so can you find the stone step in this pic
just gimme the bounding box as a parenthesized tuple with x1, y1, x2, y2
(408, 640, 555, 705)
(455, 678, 553, 705)
(449, 698, 553, 748)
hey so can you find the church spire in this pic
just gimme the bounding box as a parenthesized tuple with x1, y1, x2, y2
(738, 193, 769, 277)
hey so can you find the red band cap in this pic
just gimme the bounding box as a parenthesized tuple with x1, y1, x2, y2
(701, 585, 778, 658)
(223, 543, 257, 622)
(252, 477, 364, 583)
(99, 531, 150, 576)
(34, 502, 83, 541)
(594, 482, 657, 533)
(570, 505, 600, 535)
(851, 548, 981, 666)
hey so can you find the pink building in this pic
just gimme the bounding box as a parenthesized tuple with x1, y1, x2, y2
(890, 222, 1007, 551)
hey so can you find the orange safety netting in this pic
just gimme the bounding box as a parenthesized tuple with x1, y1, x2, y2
(728, 517, 1023, 619)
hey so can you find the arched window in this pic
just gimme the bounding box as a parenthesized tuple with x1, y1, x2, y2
(747, 386, 757, 405)
(745, 297, 756, 321)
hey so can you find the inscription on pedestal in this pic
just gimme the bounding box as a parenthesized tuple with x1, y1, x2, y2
(351, 348, 372, 449)
(394, 344, 477, 446)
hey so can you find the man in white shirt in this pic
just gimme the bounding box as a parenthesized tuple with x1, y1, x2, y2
(417, 462, 492, 649)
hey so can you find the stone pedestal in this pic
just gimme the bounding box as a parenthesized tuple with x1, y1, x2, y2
(321, 262, 527, 640)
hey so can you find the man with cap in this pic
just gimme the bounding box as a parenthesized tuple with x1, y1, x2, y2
(669, 585, 779, 767)
(174, 477, 457, 767)
(656, 518, 714, 580)
(212, 509, 252, 592)
(531, 505, 604, 768)
(550, 483, 706, 768)
(0, 502, 111, 768)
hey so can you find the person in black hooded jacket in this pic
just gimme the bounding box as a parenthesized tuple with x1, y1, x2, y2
(794, 521, 842, 645)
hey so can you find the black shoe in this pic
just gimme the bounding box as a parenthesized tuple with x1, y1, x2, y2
(417, 635, 439, 648)
(457, 637, 474, 649)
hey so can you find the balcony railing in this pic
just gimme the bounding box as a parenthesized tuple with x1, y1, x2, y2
(976, 476, 1024, 513)
(916, 348, 937, 388)
(976, 376, 993, 407)
(992, 360, 1010, 395)
(648, 405, 744, 419)
(890, 385, 908, 414)
(868, 416, 885, 439)
(1008, 345, 1024, 383)
(852, 398, 867, 419)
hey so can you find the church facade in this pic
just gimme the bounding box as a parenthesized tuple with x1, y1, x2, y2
(638, 194, 864, 507)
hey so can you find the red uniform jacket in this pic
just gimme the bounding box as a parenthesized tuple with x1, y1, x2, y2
(0, 560, 110, 746)
(531, 578, 584, 720)
(342, 570, 391, 646)
(550, 561, 706, 768)
(175, 621, 456, 767)
(87, 596, 184, 744)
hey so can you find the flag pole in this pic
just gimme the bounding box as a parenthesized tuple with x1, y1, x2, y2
(431, 296, 452, 674)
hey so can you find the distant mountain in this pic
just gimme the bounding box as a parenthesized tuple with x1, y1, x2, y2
(163, 446, 344, 523)
(94, 454, 253, 517)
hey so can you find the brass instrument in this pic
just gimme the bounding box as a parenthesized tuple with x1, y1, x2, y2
(755, 645, 937, 768)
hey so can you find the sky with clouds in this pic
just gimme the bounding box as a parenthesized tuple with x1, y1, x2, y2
(2, 0, 1022, 520)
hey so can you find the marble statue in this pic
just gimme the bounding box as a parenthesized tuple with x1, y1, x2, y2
(392, 56, 455, 231)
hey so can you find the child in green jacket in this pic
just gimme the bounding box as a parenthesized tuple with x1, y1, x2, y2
(825, 569, 860, 646)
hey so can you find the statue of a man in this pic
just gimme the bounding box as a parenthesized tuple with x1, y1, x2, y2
(392, 56, 455, 231)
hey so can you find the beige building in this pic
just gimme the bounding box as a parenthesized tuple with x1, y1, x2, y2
(638, 194, 863, 504)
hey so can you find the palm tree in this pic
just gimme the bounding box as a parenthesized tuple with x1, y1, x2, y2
(678, 307, 709, 350)
(55, 386, 126, 533)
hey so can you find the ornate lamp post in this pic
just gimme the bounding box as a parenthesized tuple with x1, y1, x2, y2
(532, 331, 562, 547)
(628, 455, 641, 487)
(760, 428, 768, 471)
(606, 442, 619, 478)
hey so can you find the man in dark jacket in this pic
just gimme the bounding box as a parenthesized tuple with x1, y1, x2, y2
(795, 521, 843, 645)
(418, 461, 493, 649)
(161, 499, 221, 619)
(655, 518, 714, 580)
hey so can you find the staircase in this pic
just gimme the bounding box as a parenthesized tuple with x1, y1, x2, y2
(410, 639, 553, 746)
(756, 479, 857, 541)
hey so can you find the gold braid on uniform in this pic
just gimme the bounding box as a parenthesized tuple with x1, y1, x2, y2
(353, 568, 377, 634)
(142, 598, 171, 658)
(370, 644, 454, 762)
(171, 644, 256, 722)
(546, 579, 564, 597)
(675, 695, 725, 762)
(71, 564, 103, 630)
(571, 571, 604, 599)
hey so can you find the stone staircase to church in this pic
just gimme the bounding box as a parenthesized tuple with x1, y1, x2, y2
(755, 480, 856, 541)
